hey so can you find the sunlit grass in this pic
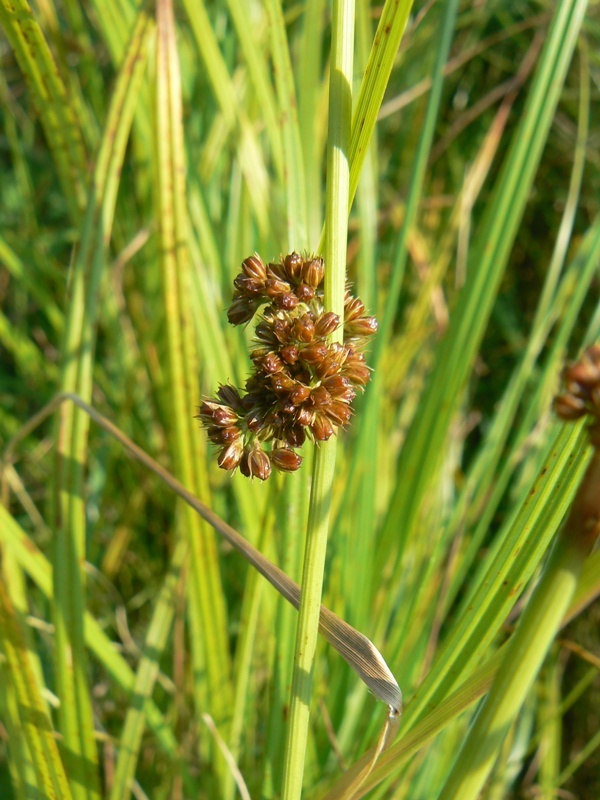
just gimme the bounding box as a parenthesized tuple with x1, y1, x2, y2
(1, 1, 599, 799)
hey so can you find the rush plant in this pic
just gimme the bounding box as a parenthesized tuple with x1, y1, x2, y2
(0, 1, 599, 799)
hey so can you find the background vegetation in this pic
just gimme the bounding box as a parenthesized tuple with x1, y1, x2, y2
(0, 0, 599, 798)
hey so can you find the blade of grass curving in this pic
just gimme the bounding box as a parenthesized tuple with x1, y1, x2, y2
(344, 0, 459, 638)
(264, 0, 308, 249)
(297, 0, 327, 248)
(281, 2, 355, 797)
(348, 0, 414, 209)
(155, 0, 233, 764)
(224, 0, 284, 181)
(0, 550, 44, 797)
(380, 0, 589, 559)
(442, 215, 600, 616)
(3, 392, 401, 707)
(437, 445, 599, 800)
(320, 472, 598, 800)
(181, 0, 270, 236)
(0, 0, 87, 221)
(0, 234, 63, 334)
(109, 537, 188, 800)
(53, 13, 153, 798)
(0, 579, 72, 800)
(401, 422, 591, 729)
(0, 666, 34, 800)
(0, 504, 190, 783)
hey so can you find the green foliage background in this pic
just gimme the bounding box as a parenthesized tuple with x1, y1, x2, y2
(0, 0, 599, 798)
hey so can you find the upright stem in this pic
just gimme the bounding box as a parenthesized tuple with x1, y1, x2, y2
(280, 1, 354, 796)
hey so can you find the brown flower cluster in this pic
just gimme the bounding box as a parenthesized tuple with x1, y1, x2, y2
(555, 344, 600, 447)
(197, 252, 378, 480)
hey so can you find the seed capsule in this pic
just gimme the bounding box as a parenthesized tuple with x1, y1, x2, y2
(295, 407, 314, 427)
(281, 345, 299, 364)
(310, 414, 335, 441)
(283, 424, 306, 447)
(345, 315, 378, 339)
(218, 439, 244, 470)
(284, 252, 304, 280)
(310, 386, 332, 408)
(315, 311, 340, 337)
(228, 296, 258, 325)
(242, 254, 267, 282)
(302, 257, 324, 288)
(247, 447, 271, 481)
(290, 385, 311, 406)
(299, 343, 328, 365)
(261, 352, 284, 374)
(266, 278, 292, 297)
(554, 394, 587, 420)
(344, 296, 365, 322)
(271, 448, 302, 472)
(292, 314, 315, 343)
(295, 283, 315, 302)
(234, 275, 264, 297)
(271, 373, 297, 393)
(323, 375, 354, 403)
(276, 293, 299, 311)
(326, 401, 352, 426)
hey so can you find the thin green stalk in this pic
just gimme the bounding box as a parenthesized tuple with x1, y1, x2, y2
(53, 13, 152, 798)
(155, 0, 232, 778)
(281, 1, 354, 797)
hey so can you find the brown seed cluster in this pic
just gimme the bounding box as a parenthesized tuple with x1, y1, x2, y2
(555, 344, 600, 447)
(197, 252, 378, 480)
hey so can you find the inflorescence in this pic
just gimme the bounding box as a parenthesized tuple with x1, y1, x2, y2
(197, 252, 378, 480)
(555, 344, 600, 447)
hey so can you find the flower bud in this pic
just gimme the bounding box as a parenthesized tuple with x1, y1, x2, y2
(299, 342, 328, 365)
(310, 386, 332, 408)
(315, 311, 340, 337)
(284, 252, 304, 280)
(290, 385, 311, 406)
(345, 315, 378, 339)
(310, 414, 335, 441)
(266, 278, 291, 297)
(295, 283, 315, 303)
(276, 293, 300, 311)
(281, 345, 299, 364)
(326, 401, 352, 426)
(292, 314, 315, 343)
(302, 257, 324, 288)
(218, 438, 244, 470)
(271, 448, 302, 472)
(344, 296, 365, 322)
(217, 384, 243, 409)
(247, 447, 271, 481)
(242, 254, 267, 282)
(228, 296, 258, 325)
(554, 394, 587, 421)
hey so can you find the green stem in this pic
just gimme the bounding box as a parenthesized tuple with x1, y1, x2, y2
(437, 448, 600, 800)
(280, 1, 354, 796)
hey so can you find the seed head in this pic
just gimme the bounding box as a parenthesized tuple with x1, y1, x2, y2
(199, 252, 378, 479)
(555, 345, 600, 446)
